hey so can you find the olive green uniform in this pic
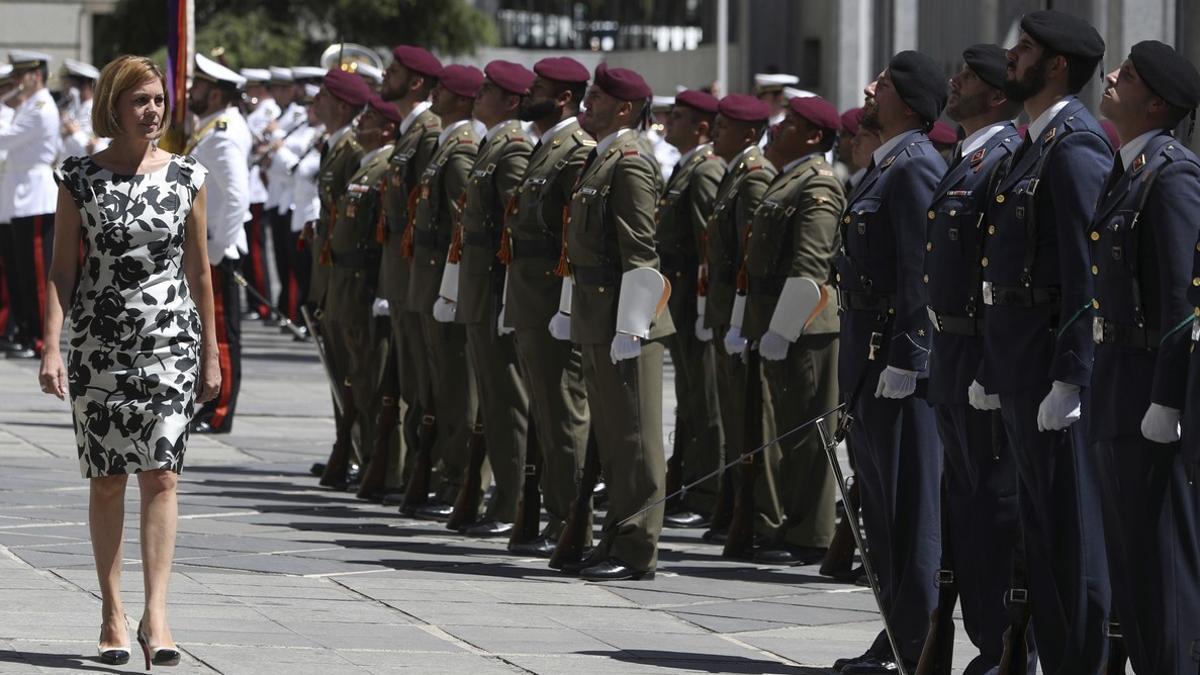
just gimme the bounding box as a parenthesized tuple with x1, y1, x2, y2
(406, 120, 480, 502)
(703, 144, 783, 538)
(742, 153, 845, 548)
(456, 120, 533, 522)
(502, 118, 594, 541)
(324, 144, 394, 464)
(654, 143, 725, 515)
(566, 128, 674, 572)
(379, 107, 441, 487)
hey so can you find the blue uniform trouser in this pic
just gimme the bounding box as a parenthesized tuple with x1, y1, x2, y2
(1096, 436, 1200, 675)
(998, 386, 1109, 674)
(933, 404, 1023, 675)
(847, 361, 941, 664)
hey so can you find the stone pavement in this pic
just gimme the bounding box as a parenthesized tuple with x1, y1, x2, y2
(0, 320, 981, 674)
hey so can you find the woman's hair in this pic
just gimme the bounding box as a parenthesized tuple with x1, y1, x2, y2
(92, 55, 170, 139)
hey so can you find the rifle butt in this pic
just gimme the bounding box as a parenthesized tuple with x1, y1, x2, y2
(447, 423, 487, 531)
(356, 396, 399, 499)
(400, 414, 436, 514)
(509, 423, 544, 546)
(550, 430, 600, 569)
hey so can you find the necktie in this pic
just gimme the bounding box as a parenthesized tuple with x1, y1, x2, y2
(1102, 154, 1125, 196)
(948, 141, 964, 171)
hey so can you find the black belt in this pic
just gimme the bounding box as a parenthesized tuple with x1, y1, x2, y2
(1092, 317, 1160, 349)
(927, 307, 979, 336)
(748, 275, 785, 297)
(572, 264, 618, 287)
(982, 283, 1060, 307)
(463, 230, 497, 247)
(413, 229, 451, 249)
(659, 250, 698, 276)
(331, 249, 381, 269)
(512, 237, 559, 259)
(839, 290, 895, 313)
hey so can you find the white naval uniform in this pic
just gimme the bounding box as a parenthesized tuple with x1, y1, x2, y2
(60, 96, 108, 159)
(284, 126, 324, 233)
(245, 97, 280, 205)
(188, 105, 252, 264)
(0, 87, 59, 223)
(264, 102, 306, 213)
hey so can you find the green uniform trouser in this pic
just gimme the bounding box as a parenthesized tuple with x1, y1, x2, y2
(713, 326, 784, 539)
(325, 318, 375, 464)
(513, 328, 590, 540)
(392, 309, 431, 486)
(373, 327, 406, 489)
(420, 314, 478, 503)
(465, 323, 529, 523)
(580, 340, 667, 572)
(761, 333, 839, 548)
(666, 330, 723, 515)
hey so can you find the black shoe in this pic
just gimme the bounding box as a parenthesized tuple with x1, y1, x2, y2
(508, 537, 555, 558)
(701, 527, 728, 544)
(413, 501, 454, 520)
(381, 490, 410, 507)
(842, 656, 906, 673)
(579, 557, 654, 581)
(189, 420, 214, 434)
(833, 652, 876, 671)
(309, 463, 326, 477)
(463, 520, 513, 537)
(557, 548, 599, 574)
(663, 510, 710, 529)
(592, 482, 608, 507)
(753, 545, 828, 566)
(0, 337, 24, 352)
(5, 347, 35, 359)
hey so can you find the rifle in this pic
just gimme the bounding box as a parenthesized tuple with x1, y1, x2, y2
(706, 468, 735, 536)
(300, 305, 341, 413)
(299, 305, 360, 488)
(819, 476, 859, 579)
(663, 413, 683, 513)
(1104, 620, 1127, 675)
(723, 349, 763, 559)
(234, 270, 307, 339)
(997, 529, 1031, 674)
(447, 419, 488, 531)
(399, 413, 437, 515)
(356, 393, 398, 500)
(549, 428, 600, 569)
(508, 421, 544, 547)
(914, 482, 957, 675)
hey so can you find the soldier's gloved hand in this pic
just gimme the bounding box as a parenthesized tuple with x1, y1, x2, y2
(695, 296, 713, 342)
(723, 325, 748, 357)
(1036, 381, 1082, 432)
(548, 311, 571, 341)
(968, 379, 1000, 411)
(432, 297, 456, 323)
(496, 307, 514, 336)
(1140, 403, 1182, 444)
(610, 333, 641, 364)
(758, 330, 790, 361)
(875, 366, 917, 399)
(371, 298, 389, 318)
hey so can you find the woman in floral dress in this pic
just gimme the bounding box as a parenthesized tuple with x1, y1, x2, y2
(39, 55, 219, 668)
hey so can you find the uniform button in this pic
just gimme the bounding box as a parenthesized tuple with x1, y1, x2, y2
(922, 274, 929, 283)
(1090, 231, 1100, 241)
(949, 209, 957, 216)
(599, 287, 606, 293)
(1195, 242, 1200, 252)
(545, 271, 551, 276)
(843, 216, 851, 224)
(987, 225, 996, 235)
(995, 194, 1005, 204)
(1092, 299, 1100, 309)
(981, 257, 989, 267)
(927, 210, 935, 220)
(1194, 277, 1200, 287)
(836, 273, 842, 282)
(429, 259, 436, 265)
(926, 242, 933, 252)
(1091, 265, 1098, 275)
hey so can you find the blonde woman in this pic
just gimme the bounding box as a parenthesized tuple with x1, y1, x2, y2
(40, 55, 219, 669)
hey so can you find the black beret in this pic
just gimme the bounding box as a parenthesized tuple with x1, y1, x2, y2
(888, 50, 947, 124)
(963, 43, 1008, 90)
(1020, 10, 1104, 59)
(1130, 40, 1200, 110)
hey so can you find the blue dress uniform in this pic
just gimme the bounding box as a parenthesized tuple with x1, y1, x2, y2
(977, 96, 1112, 673)
(1090, 39, 1200, 675)
(833, 52, 946, 668)
(923, 118, 1022, 672)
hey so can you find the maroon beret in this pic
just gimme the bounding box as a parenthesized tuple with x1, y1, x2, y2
(534, 56, 589, 84)
(717, 94, 770, 123)
(323, 68, 371, 107)
(485, 60, 536, 96)
(594, 63, 652, 101)
(928, 120, 958, 145)
(787, 95, 840, 131)
(439, 64, 484, 98)
(840, 107, 863, 136)
(368, 95, 402, 124)
(391, 45, 442, 78)
(675, 89, 719, 114)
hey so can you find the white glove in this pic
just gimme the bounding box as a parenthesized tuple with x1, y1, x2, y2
(758, 330, 791, 361)
(1036, 381, 1082, 432)
(723, 325, 748, 357)
(968, 379, 1001, 411)
(610, 333, 641, 363)
(875, 366, 918, 399)
(497, 307, 514, 336)
(432, 297, 456, 323)
(1140, 403, 1181, 444)
(548, 311, 571, 341)
(371, 297, 390, 317)
(695, 315, 713, 342)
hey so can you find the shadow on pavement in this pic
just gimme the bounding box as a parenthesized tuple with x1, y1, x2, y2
(577, 649, 822, 673)
(0, 649, 128, 673)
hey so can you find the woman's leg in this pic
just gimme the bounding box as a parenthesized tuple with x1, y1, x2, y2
(90, 474, 129, 647)
(137, 469, 178, 647)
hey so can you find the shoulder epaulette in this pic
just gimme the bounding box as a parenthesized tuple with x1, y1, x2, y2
(623, 149, 641, 157)
(580, 138, 597, 147)
(215, 119, 228, 132)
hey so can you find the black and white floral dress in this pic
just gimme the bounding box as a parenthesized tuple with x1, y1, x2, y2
(55, 154, 208, 478)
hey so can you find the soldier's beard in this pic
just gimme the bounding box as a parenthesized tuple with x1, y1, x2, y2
(946, 90, 990, 122)
(860, 99, 881, 132)
(519, 98, 556, 122)
(1003, 58, 1047, 103)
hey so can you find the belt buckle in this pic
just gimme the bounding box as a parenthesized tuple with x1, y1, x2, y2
(1192, 317, 1199, 343)
(867, 331, 883, 361)
(1093, 316, 1105, 344)
(926, 306, 941, 331)
(935, 569, 955, 586)
(1105, 621, 1123, 639)
(1008, 587, 1028, 604)
(982, 281, 994, 306)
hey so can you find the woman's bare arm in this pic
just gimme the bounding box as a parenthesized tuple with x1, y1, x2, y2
(38, 185, 82, 399)
(181, 185, 221, 404)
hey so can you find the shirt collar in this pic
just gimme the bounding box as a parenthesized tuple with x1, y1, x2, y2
(961, 123, 1009, 157)
(327, 123, 353, 148)
(1118, 129, 1162, 170)
(678, 142, 711, 167)
(781, 151, 820, 175)
(1026, 98, 1071, 143)
(359, 143, 393, 168)
(871, 130, 911, 166)
(438, 119, 472, 147)
(731, 143, 759, 167)
(595, 127, 634, 157)
(486, 119, 516, 141)
(400, 101, 432, 136)
(540, 116, 577, 144)
(195, 105, 234, 129)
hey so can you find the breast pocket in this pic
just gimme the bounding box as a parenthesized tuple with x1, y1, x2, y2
(1103, 210, 1137, 275)
(932, 198, 977, 250)
(844, 197, 882, 256)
